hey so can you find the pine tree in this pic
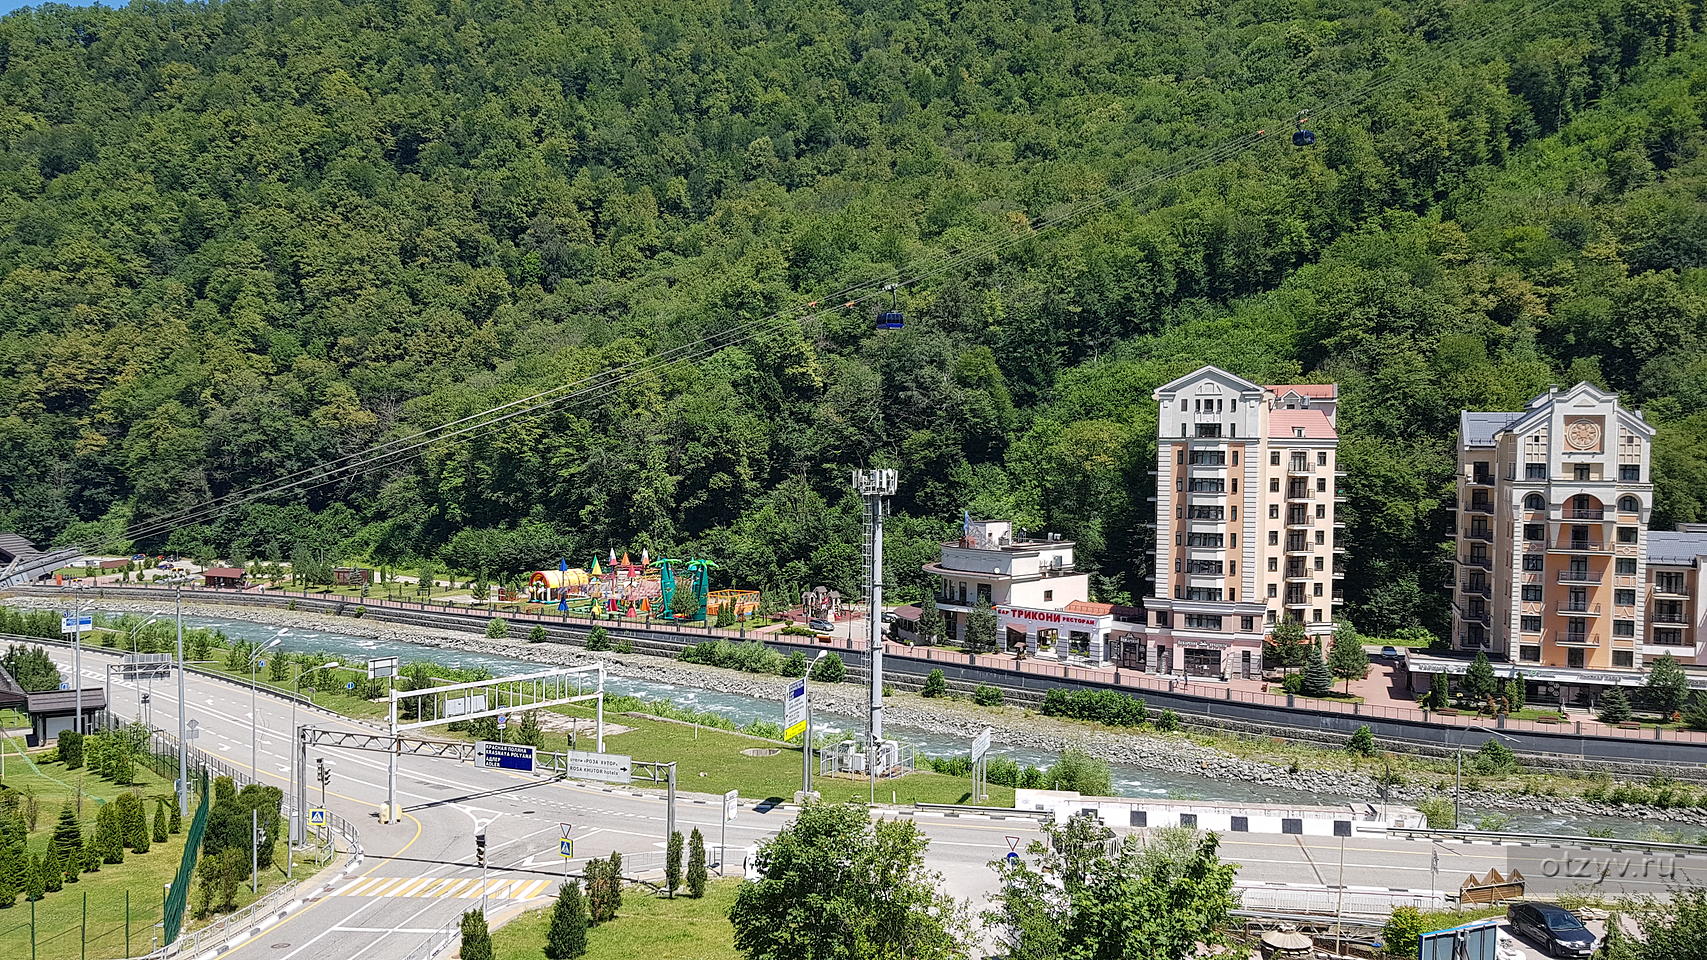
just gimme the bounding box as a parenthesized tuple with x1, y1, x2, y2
(1644, 654, 1691, 716)
(459, 909, 494, 960)
(686, 828, 707, 898)
(152, 800, 168, 844)
(48, 804, 82, 862)
(921, 669, 947, 698)
(1598, 688, 1634, 725)
(41, 845, 63, 893)
(1684, 692, 1707, 732)
(1463, 651, 1497, 706)
(1301, 643, 1333, 697)
(169, 801, 182, 834)
(123, 794, 150, 854)
(1346, 726, 1376, 757)
(97, 805, 125, 864)
(80, 837, 100, 874)
(1504, 674, 1526, 712)
(917, 595, 942, 646)
(1327, 632, 1369, 692)
(23, 855, 44, 901)
(606, 852, 623, 917)
(665, 830, 683, 898)
(0, 849, 19, 907)
(544, 882, 589, 959)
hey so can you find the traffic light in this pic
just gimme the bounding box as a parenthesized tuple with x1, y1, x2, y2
(316, 758, 332, 787)
(475, 832, 486, 867)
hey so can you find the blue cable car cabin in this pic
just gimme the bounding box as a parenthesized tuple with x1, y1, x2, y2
(876, 310, 904, 330)
(1291, 128, 1315, 146)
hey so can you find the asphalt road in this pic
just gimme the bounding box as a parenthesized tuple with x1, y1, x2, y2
(51, 644, 1707, 960)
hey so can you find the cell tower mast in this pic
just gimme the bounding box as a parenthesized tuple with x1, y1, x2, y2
(853, 468, 897, 761)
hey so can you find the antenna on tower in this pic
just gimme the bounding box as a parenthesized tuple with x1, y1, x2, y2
(852, 468, 898, 798)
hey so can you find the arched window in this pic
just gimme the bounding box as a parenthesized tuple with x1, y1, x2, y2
(1524, 493, 1545, 511)
(1619, 495, 1640, 513)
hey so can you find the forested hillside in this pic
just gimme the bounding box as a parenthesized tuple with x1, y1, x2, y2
(2, 0, 1705, 633)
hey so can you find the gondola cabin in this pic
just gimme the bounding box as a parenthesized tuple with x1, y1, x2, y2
(876, 310, 904, 330)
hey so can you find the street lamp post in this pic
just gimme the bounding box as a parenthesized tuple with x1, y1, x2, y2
(287, 662, 335, 878)
(246, 633, 286, 779)
(1455, 724, 1519, 829)
(801, 652, 828, 796)
(106, 616, 161, 710)
(175, 584, 188, 816)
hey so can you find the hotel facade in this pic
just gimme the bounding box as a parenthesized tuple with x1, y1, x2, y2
(1431, 382, 1707, 700)
(916, 366, 1344, 679)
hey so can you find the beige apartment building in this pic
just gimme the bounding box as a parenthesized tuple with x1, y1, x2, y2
(1144, 366, 1345, 678)
(1438, 383, 1707, 703)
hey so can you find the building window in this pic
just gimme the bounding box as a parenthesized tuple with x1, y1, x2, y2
(1184, 587, 1222, 602)
(1267, 557, 1278, 571)
(1314, 531, 1325, 545)
(1270, 452, 1280, 466)
(1268, 531, 1279, 545)
(1232, 479, 1239, 493)
(1522, 555, 1544, 571)
(1519, 645, 1541, 661)
(1315, 504, 1326, 518)
(1177, 449, 1185, 464)
(1521, 616, 1542, 632)
(1613, 650, 1634, 668)
(1241, 616, 1254, 632)
(1233, 451, 1239, 465)
(1617, 526, 1638, 544)
(1314, 557, 1324, 570)
(1521, 585, 1543, 602)
(1655, 628, 1684, 646)
(1269, 504, 1279, 519)
(1195, 423, 1222, 438)
(1317, 477, 1327, 492)
(1230, 534, 1237, 547)
(1657, 572, 1685, 593)
(1613, 619, 1634, 637)
(1526, 463, 1548, 480)
(1317, 452, 1327, 466)
(1267, 584, 1277, 598)
(1620, 465, 1641, 481)
(1187, 560, 1223, 576)
(1189, 478, 1225, 493)
(1618, 496, 1639, 513)
(1312, 608, 1322, 622)
(1617, 557, 1637, 575)
(1524, 523, 1544, 541)
(1189, 451, 1225, 466)
(1575, 464, 1591, 481)
(1524, 493, 1545, 511)
(1615, 589, 1636, 607)
(1312, 583, 1323, 597)
(1567, 648, 1586, 668)
(1184, 614, 1223, 630)
(1189, 505, 1225, 521)
(1043, 590, 1054, 603)
(1186, 533, 1224, 548)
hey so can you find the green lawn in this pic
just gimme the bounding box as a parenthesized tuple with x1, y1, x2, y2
(0, 754, 298, 960)
(537, 702, 1011, 806)
(493, 879, 742, 960)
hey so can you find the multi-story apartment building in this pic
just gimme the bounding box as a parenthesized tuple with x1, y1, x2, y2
(1144, 366, 1345, 678)
(1450, 383, 1655, 676)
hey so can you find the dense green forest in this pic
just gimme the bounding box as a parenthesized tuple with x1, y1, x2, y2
(2, 0, 1706, 634)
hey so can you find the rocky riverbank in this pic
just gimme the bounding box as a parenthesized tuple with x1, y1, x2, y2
(7, 594, 1703, 828)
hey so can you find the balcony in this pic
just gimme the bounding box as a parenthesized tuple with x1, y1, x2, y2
(1551, 537, 1609, 553)
(1286, 489, 1313, 502)
(1557, 633, 1601, 647)
(1459, 580, 1491, 597)
(1459, 554, 1493, 570)
(1652, 582, 1689, 598)
(1287, 461, 1311, 475)
(1331, 592, 1346, 604)
(1458, 604, 1491, 623)
(1556, 602, 1602, 617)
(1469, 472, 1495, 487)
(1565, 508, 1606, 520)
(1465, 499, 1494, 515)
(1464, 528, 1495, 543)
(1652, 612, 1691, 626)
(1556, 569, 1602, 585)
(1457, 634, 1492, 649)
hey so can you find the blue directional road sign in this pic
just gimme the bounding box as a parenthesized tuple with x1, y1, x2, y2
(60, 615, 93, 634)
(474, 740, 536, 772)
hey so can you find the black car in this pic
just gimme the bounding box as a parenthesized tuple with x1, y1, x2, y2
(1507, 902, 1596, 957)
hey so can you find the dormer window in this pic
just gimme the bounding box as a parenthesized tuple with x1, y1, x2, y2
(1293, 427, 1305, 438)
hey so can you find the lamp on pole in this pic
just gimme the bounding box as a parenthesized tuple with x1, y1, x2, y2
(246, 633, 286, 778)
(287, 661, 336, 880)
(106, 616, 161, 711)
(175, 582, 189, 816)
(1455, 724, 1519, 829)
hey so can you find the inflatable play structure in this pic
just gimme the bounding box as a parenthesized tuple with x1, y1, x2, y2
(524, 550, 759, 622)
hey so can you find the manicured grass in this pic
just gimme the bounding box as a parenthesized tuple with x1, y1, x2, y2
(493, 878, 742, 960)
(0, 755, 298, 960)
(539, 702, 1011, 806)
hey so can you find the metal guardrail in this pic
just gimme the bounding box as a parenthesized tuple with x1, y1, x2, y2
(1387, 827, 1707, 854)
(399, 916, 462, 960)
(911, 802, 1051, 818)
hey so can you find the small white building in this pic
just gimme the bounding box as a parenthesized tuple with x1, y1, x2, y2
(921, 520, 1143, 662)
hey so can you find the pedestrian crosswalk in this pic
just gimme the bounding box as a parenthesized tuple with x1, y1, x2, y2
(335, 875, 555, 902)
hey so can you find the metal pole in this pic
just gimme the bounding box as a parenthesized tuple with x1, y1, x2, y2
(1454, 746, 1462, 829)
(719, 797, 728, 878)
(250, 659, 259, 778)
(802, 685, 812, 795)
(1335, 835, 1346, 954)
(74, 597, 83, 735)
(595, 662, 605, 753)
(124, 890, 129, 958)
(176, 587, 188, 816)
(80, 890, 86, 960)
(251, 808, 259, 895)
(386, 695, 398, 823)
(666, 762, 676, 850)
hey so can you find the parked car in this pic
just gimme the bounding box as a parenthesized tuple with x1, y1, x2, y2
(1380, 645, 1401, 660)
(880, 610, 897, 624)
(1507, 903, 1596, 957)
(808, 618, 835, 633)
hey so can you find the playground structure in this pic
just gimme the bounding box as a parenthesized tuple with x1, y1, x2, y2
(801, 585, 845, 621)
(523, 550, 757, 622)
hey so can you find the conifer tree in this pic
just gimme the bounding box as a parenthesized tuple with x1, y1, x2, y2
(41, 845, 63, 893)
(686, 828, 707, 898)
(544, 882, 588, 959)
(152, 800, 168, 844)
(23, 855, 45, 901)
(665, 830, 683, 898)
(459, 909, 493, 960)
(1301, 643, 1333, 697)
